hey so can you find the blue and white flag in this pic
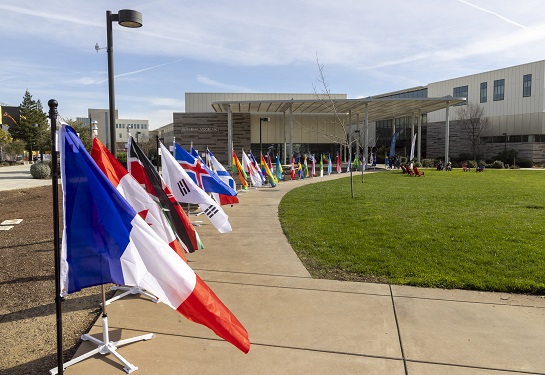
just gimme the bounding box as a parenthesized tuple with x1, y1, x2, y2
(206, 148, 239, 205)
(389, 132, 399, 158)
(327, 154, 332, 175)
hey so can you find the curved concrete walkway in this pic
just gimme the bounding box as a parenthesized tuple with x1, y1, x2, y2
(33, 171, 545, 374)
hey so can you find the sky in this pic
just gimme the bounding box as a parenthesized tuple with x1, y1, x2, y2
(1, 0, 545, 130)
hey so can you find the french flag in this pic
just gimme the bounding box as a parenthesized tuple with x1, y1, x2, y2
(59, 125, 250, 353)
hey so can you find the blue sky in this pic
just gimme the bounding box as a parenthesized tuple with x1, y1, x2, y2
(1, 0, 545, 130)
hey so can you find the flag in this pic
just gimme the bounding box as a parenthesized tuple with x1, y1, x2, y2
(175, 144, 237, 198)
(249, 152, 265, 184)
(242, 150, 262, 187)
(389, 132, 399, 158)
(232, 150, 249, 190)
(297, 158, 305, 179)
(91, 137, 187, 261)
(161, 143, 232, 233)
(260, 154, 277, 187)
(319, 154, 324, 177)
(410, 133, 417, 161)
(353, 154, 360, 170)
(290, 156, 296, 180)
(127, 138, 203, 252)
(267, 154, 274, 176)
(207, 148, 239, 206)
(311, 155, 316, 177)
(59, 125, 250, 353)
(346, 154, 351, 173)
(327, 154, 332, 175)
(336, 154, 342, 173)
(303, 156, 309, 177)
(275, 155, 283, 182)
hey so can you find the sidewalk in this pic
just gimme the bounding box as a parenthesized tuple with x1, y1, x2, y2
(52, 173, 545, 374)
(0, 164, 51, 191)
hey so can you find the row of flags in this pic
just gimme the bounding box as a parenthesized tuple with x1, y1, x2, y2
(59, 124, 250, 354)
(58, 123, 368, 357)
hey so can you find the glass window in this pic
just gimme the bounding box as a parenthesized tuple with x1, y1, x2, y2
(453, 85, 468, 106)
(494, 79, 505, 101)
(523, 74, 532, 97)
(480, 82, 487, 103)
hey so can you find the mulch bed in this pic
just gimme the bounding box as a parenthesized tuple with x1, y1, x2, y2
(0, 186, 113, 375)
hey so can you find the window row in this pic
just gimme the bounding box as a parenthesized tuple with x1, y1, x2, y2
(453, 74, 532, 104)
(115, 123, 148, 129)
(481, 134, 545, 143)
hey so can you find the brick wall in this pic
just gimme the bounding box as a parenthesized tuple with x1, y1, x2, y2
(427, 120, 545, 163)
(170, 112, 251, 165)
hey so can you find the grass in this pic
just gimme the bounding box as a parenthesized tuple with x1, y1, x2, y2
(278, 169, 545, 294)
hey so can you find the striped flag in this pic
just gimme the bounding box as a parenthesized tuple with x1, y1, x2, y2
(232, 150, 249, 190)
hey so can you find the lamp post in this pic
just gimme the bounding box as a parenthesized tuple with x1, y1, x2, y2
(136, 131, 141, 145)
(259, 117, 270, 155)
(91, 121, 99, 139)
(106, 9, 142, 156)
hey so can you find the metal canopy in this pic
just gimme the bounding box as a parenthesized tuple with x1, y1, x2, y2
(212, 96, 466, 121)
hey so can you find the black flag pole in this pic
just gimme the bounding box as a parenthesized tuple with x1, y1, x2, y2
(48, 99, 64, 374)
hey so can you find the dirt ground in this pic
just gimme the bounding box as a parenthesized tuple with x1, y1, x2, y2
(0, 185, 113, 375)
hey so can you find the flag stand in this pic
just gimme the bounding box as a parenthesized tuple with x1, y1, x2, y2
(50, 286, 155, 374)
(49, 100, 154, 375)
(104, 285, 159, 306)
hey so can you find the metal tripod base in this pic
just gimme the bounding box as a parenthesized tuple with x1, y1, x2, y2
(105, 286, 159, 306)
(50, 315, 154, 374)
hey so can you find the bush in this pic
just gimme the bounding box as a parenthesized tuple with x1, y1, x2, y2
(488, 160, 504, 169)
(516, 159, 533, 168)
(30, 162, 51, 179)
(420, 159, 435, 167)
(116, 152, 127, 169)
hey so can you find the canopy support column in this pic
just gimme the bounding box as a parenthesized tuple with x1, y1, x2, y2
(417, 111, 422, 163)
(445, 101, 450, 164)
(227, 105, 232, 164)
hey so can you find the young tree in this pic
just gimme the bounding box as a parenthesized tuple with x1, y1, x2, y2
(313, 57, 361, 198)
(455, 102, 490, 159)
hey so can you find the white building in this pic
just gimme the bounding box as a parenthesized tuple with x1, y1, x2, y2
(85, 109, 150, 150)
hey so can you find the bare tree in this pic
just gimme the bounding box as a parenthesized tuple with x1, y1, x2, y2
(312, 56, 362, 198)
(456, 102, 490, 158)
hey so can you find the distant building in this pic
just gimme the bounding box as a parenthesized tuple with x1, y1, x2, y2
(81, 109, 149, 152)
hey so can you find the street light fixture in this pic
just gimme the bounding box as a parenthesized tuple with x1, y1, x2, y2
(106, 9, 142, 157)
(259, 117, 270, 155)
(91, 120, 98, 139)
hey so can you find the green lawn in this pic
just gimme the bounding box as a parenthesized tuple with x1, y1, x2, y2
(278, 169, 545, 294)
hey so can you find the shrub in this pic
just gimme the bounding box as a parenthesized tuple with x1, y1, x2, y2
(516, 159, 533, 168)
(116, 152, 127, 169)
(468, 160, 478, 168)
(421, 159, 435, 167)
(30, 162, 51, 179)
(488, 160, 504, 169)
